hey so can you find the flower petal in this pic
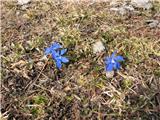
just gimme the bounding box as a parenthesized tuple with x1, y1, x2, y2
(51, 42, 62, 50)
(55, 60, 62, 69)
(105, 57, 112, 64)
(114, 62, 121, 70)
(45, 47, 52, 55)
(60, 49, 67, 55)
(106, 63, 113, 71)
(60, 57, 69, 63)
(115, 56, 124, 61)
(111, 51, 117, 58)
(51, 50, 59, 59)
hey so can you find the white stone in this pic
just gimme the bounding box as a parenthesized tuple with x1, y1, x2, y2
(149, 20, 159, 28)
(124, 5, 135, 11)
(110, 5, 134, 15)
(40, 55, 48, 61)
(17, 0, 31, 5)
(106, 71, 114, 78)
(93, 41, 105, 54)
(146, 20, 159, 28)
(131, 0, 152, 9)
(118, 7, 127, 15)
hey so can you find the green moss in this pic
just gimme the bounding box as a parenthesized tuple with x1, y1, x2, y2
(101, 32, 114, 44)
(33, 95, 48, 105)
(31, 108, 39, 116)
(154, 69, 160, 77)
(34, 37, 45, 47)
(65, 95, 74, 102)
(121, 79, 133, 89)
(93, 65, 101, 72)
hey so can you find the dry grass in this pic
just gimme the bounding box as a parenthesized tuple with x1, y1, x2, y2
(1, 0, 160, 119)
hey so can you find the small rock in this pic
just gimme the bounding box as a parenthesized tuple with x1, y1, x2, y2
(131, 0, 152, 9)
(124, 5, 135, 11)
(17, 0, 31, 5)
(40, 55, 48, 61)
(119, 7, 127, 15)
(149, 22, 159, 28)
(110, 7, 126, 15)
(145, 20, 159, 28)
(93, 41, 105, 54)
(110, 4, 134, 15)
(106, 71, 114, 78)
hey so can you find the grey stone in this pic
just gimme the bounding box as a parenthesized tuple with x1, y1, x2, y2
(17, 0, 31, 5)
(131, 0, 152, 9)
(146, 20, 159, 28)
(110, 4, 134, 15)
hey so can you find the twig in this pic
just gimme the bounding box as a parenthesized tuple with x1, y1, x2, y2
(25, 61, 48, 92)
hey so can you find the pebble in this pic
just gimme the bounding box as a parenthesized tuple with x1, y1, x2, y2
(40, 55, 48, 61)
(131, 0, 152, 9)
(93, 41, 105, 54)
(106, 71, 114, 78)
(145, 20, 159, 28)
(110, 3, 134, 15)
(17, 0, 31, 5)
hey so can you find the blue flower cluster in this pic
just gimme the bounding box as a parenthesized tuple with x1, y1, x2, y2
(105, 51, 124, 71)
(45, 42, 69, 69)
(45, 42, 124, 72)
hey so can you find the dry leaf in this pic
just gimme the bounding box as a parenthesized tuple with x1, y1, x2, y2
(11, 60, 26, 68)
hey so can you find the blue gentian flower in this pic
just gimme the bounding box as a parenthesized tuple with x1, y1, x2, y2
(45, 42, 69, 69)
(45, 42, 62, 55)
(51, 49, 69, 69)
(105, 51, 124, 71)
